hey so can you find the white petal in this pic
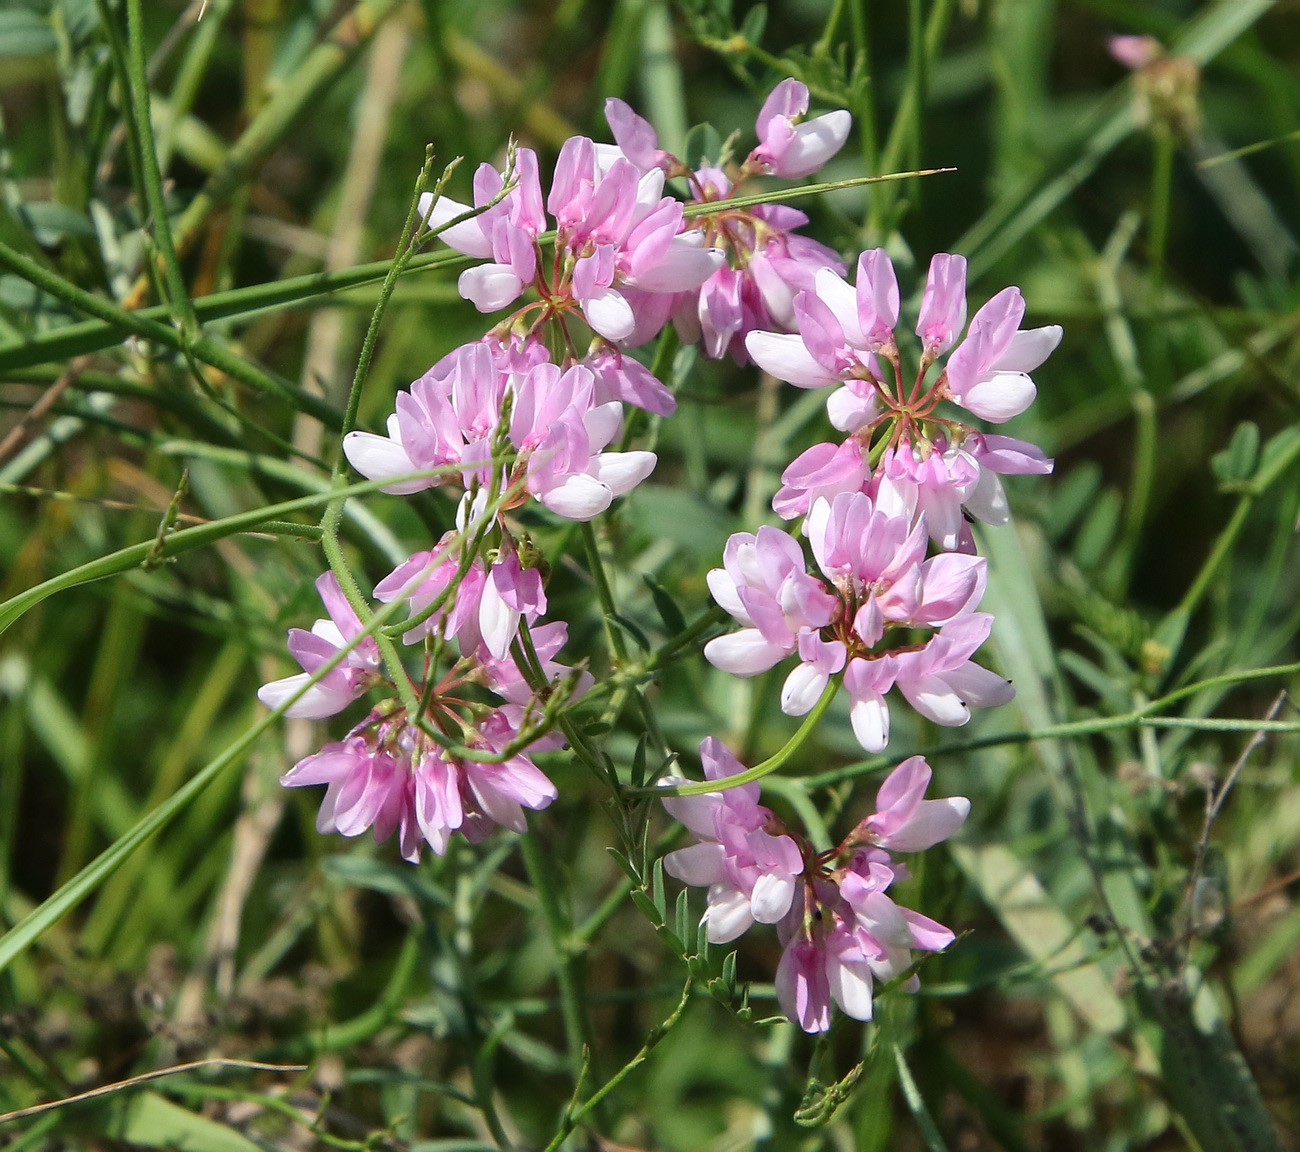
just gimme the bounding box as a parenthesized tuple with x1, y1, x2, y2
(663, 842, 727, 886)
(581, 289, 636, 341)
(342, 431, 429, 494)
(899, 674, 971, 726)
(964, 469, 1009, 526)
(849, 693, 890, 752)
(781, 662, 828, 716)
(477, 578, 518, 660)
(826, 385, 877, 433)
(705, 568, 749, 623)
(459, 265, 525, 312)
(997, 325, 1062, 373)
(257, 674, 353, 720)
(829, 957, 875, 1021)
(745, 331, 837, 388)
(418, 193, 493, 258)
(813, 267, 866, 346)
(773, 111, 853, 179)
(589, 450, 656, 497)
(583, 402, 624, 452)
(704, 887, 755, 944)
(750, 872, 796, 924)
(704, 630, 789, 676)
(959, 371, 1037, 423)
(537, 473, 612, 521)
(879, 797, 971, 852)
(630, 241, 725, 292)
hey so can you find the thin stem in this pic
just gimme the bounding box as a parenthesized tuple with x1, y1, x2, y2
(1148, 125, 1176, 296)
(541, 979, 692, 1152)
(803, 660, 1300, 789)
(0, 239, 339, 427)
(124, 0, 200, 339)
(267, 930, 422, 1059)
(0, 465, 476, 636)
(580, 519, 629, 666)
(0, 169, 947, 374)
(520, 822, 593, 1093)
(637, 678, 840, 798)
(1176, 430, 1300, 619)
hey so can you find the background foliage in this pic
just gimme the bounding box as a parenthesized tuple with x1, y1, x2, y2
(1, 0, 1299, 1148)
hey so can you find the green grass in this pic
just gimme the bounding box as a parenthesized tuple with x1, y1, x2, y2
(1, 0, 1299, 1148)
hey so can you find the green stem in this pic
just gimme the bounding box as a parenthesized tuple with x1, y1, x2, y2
(0, 240, 339, 427)
(0, 169, 939, 374)
(638, 678, 840, 798)
(124, 0, 200, 339)
(520, 822, 593, 1092)
(0, 566, 421, 973)
(154, 0, 405, 275)
(541, 980, 692, 1152)
(0, 246, 473, 372)
(0, 466, 472, 636)
(803, 659, 1300, 789)
(156, 0, 233, 172)
(580, 519, 629, 665)
(1148, 125, 1176, 295)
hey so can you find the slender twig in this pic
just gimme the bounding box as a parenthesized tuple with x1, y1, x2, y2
(1178, 691, 1289, 961)
(636, 679, 841, 797)
(0, 1059, 306, 1124)
(802, 666, 1300, 790)
(541, 980, 693, 1152)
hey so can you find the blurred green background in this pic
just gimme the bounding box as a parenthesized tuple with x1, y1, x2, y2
(1, 0, 1299, 1148)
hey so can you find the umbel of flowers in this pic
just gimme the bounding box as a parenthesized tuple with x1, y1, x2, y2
(661, 743, 967, 1033)
(259, 79, 1059, 1033)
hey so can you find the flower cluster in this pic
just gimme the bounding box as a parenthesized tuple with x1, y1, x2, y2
(655, 114, 1060, 1030)
(663, 744, 968, 1032)
(259, 79, 1060, 1034)
(263, 79, 857, 863)
(260, 531, 588, 860)
(704, 248, 1059, 754)
(604, 81, 850, 363)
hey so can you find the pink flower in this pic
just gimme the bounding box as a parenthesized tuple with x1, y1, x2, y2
(602, 98, 847, 364)
(281, 708, 557, 862)
(659, 746, 966, 1033)
(772, 805, 962, 1033)
(944, 288, 1062, 423)
(583, 345, 677, 417)
(373, 539, 489, 650)
(661, 738, 804, 943)
(916, 253, 968, 356)
(873, 442, 982, 553)
(746, 249, 1061, 427)
(752, 79, 853, 179)
(420, 140, 723, 348)
(418, 148, 546, 313)
(772, 438, 870, 519)
(344, 351, 658, 521)
(1109, 34, 1162, 70)
(706, 494, 1009, 752)
(774, 854, 955, 1033)
(851, 756, 970, 853)
(604, 97, 674, 173)
(457, 712, 560, 842)
(510, 362, 658, 520)
(342, 340, 510, 494)
(702, 526, 837, 676)
(746, 253, 897, 387)
(258, 572, 382, 719)
(479, 619, 592, 718)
